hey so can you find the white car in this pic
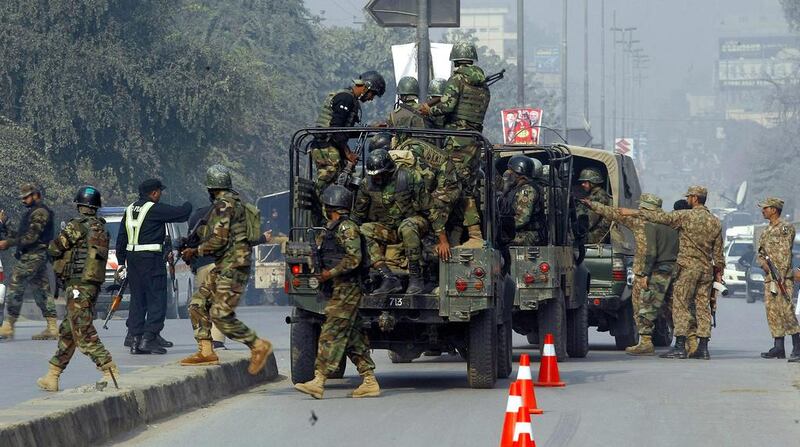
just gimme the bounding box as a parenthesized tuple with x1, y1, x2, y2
(723, 238, 752, 295)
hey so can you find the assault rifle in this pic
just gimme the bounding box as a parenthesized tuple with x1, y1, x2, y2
(759, 247, 789, 298)
(103, 277, 128, 330)
(178, 207, 214, 264)
(335, 130, 368, 189)
(425, 69, 506, 107)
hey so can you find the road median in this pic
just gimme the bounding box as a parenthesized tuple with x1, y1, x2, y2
(0, 351, 279, 447)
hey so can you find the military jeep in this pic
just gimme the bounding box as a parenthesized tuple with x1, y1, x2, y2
(285, 127, 514, 389)
(492, 145, 590, 361)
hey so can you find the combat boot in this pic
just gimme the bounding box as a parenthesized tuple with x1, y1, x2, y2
(459, 225, 484, 248)
(123, 332, 133, 348)
(98, 361, 121, 389)
(180, 340, 220, 366)
(686, 334, 699, 357)
(788, 333, 800, 363)
(294, 371, 326, 399)
(36, 364, 63, 392)
(625, 335, 655, 356)
(372, 266, 403, 295)
(32, 317, 58, 340)
(352, 370, 381, 398)
(659, 336, 687, 359)
(248, 338, 273, 375)
(0, 316, 17, 340)
(689, 337, 710, 360)
(761, 337, 786, 359)
(405, 261, 425, 295)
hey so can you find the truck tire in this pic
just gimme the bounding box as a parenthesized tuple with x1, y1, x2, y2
(467, 308, 497, 389)
(566, 303, 589, 358)
(496, 318, 513, 378)
(614, 300, 639, 350)
(653, 314, 673, 347)
(538, 296, 567, 361)
(290, 309, 319, 384)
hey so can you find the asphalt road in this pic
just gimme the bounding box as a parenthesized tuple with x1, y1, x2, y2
(86, 299, 800, 447)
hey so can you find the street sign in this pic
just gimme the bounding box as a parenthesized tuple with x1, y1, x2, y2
(365, 0, 460, 28)
(615, 138, 634, 158)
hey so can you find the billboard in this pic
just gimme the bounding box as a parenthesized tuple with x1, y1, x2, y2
(718, 36, 800, 89)
(502, 108, 543, 144)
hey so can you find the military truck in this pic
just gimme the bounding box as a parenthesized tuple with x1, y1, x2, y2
(253, 191, 290, 305)
(492, 145, 590, 361)
(285, 127, 514, 389)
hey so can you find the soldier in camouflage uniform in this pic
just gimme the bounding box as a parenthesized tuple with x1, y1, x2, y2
(575, 168, 612, 244)
(37, 186, 119, 391)
(420, 42, 491, 260)
(426, 78, 447, 130)
(295, 185, 379, 399)
(311, 71, 386, 198)
(501, 156, 544, 246)
(0, 183, 58, 341)
(180, 165, 272, 376)
(755, 197, 800, 362)
(387, 76, 428, 141)
(625, 185, 724, 360)
(353, 149, 428, 295)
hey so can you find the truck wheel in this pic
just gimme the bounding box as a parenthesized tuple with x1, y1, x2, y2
(467, 307, 497, 389)
(496, 318, 513, 378)
(614, 300, 639, 350)
(653, 314, 673, 347)
(538, 296, 567, 361)
(290, 309, 319, 384)
(566, 303, 589, 358)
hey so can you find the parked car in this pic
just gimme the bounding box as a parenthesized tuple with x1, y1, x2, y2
(723, 237, 752, 295)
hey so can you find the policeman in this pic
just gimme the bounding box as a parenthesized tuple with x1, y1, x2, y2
(419, 42, 491, 259)
(501, 156, 544, 246)
(295, 185, 379, 399)
(0, 183, 57, 341)
(179, 165, 272, 376)
(37, 186, 119, 391)
(117, 179, 192, 354)
(312, 71, 386, 197)
(575, 168, 612, 244)
(353, 149, 428, 295)
(756, 197, 800, 362)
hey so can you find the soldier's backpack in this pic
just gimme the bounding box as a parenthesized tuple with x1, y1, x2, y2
(244, 203, 262, 246)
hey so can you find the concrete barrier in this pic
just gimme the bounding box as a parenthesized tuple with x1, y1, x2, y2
(0, 351, 279, 447)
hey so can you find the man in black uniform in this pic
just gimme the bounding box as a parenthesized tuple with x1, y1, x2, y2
(116, 179, 192, 354)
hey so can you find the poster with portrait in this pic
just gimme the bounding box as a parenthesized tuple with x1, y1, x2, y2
(501, 108, 543, 144)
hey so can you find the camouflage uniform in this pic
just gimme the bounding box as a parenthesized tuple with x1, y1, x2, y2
(3, 204, 56, 319)
(639, 219, 679, 336)
(393, 138, 445, 194)
(640, 196, 724, 339)
(757, 218, 800, 338)
(315, 216, 375, 377)
(577, 186, 612, 244)
(312, 89, 361, 196)
(47, 214, 112, 369)
(510, 183, 542, 245)
(188, 190, 258, 347)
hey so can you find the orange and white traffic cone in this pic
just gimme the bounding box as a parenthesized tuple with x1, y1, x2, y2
(513, 406, 537, 447)
(534, 333, 566, 387)
(517, 354, 543, 414)
(499, 382, 522, 447)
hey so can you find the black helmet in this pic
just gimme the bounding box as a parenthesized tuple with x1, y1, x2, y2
(74, 185, 102, 209)
(366, 149, 396, 176)
(507, 156, 538, 179)
(369, 132, 393, 152)
(357, 70, 386, 97)
(321, 185, 353, 210)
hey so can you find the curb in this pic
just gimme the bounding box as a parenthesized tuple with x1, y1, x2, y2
(0, 351, 279, 447)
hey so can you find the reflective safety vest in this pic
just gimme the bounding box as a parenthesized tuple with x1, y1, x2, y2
(125, 202, 160, 252)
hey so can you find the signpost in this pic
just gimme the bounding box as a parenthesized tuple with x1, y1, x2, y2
(615, 137, 634, 158)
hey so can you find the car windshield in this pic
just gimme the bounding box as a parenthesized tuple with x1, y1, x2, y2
(728, 243, 751, 257)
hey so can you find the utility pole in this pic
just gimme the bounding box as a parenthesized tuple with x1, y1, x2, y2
(617, 27, 637, 138)
(417, 0, 430, 100)
(562, 0, 568, 141)
(583, 0, 590, 131)
(517, 0, 525, 105)
(610, 13, 621, 144)
(600, 0, 606, 149)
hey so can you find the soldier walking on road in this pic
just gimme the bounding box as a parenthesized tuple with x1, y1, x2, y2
(0, 183, 58, 341)
(37, 186, 119, 391)
(575, 168, 612, 244)
(755, 198, 800, 362)
(295, 185, 380, 399)
(179, 165, 272, 376)
(117, 179, 192, 354)
(623, 186, 724, 360)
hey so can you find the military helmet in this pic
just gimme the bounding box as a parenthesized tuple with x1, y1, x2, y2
(449, 41, 478, 63)
(397, 76, 419, 96)
(369, 132, 393, 152)
(366, 149, 396, 176)
(18, 183, 40, 199)
(206, 164, 233, 190)
(638, 193, 663, 211)
(357, 70, 386, 97)
(321, 184, 353, 211)
(428, 78, 447, 97)
(507, 156, 539, 179)
(74, 185, 102, 209)
(577, 168, 604, 185)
